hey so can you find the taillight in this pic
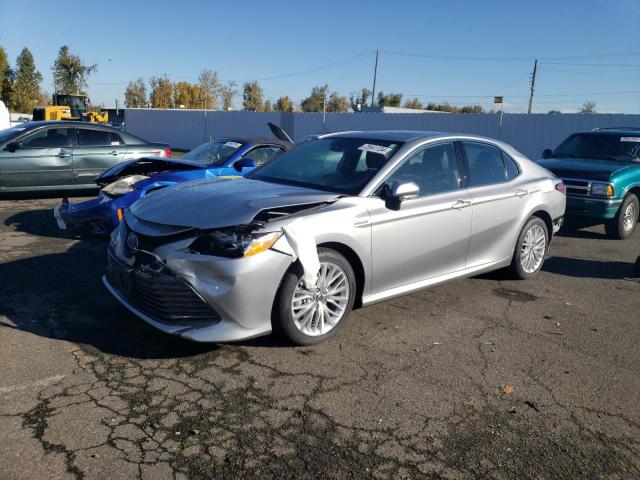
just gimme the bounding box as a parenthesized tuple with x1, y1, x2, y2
(555, 181, 566, 194)
(164, 147, 172, 157)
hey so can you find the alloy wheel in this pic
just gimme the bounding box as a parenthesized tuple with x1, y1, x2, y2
(520, 224, 546, 274)
(291, 261, 350, 337)
(623, 203, 636, 232)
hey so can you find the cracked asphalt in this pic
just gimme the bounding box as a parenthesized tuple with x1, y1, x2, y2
(1, 197, 639, 480)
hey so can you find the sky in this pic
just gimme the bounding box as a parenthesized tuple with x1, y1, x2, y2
(1, 0, 639, 113)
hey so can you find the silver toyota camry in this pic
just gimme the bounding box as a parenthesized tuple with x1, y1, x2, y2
(103, 131, 566, 345)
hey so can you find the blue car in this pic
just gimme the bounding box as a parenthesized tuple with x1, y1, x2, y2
(55, 136, 292, 235)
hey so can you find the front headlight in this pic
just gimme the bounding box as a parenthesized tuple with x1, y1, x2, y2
(102, 175, 149, 197)
(590, 183, 614, 197)
(190, 229, 282, 258)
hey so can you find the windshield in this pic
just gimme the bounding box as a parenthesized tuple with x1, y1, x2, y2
(0, 125, 29, 144)
(552, 133, 640, 162)
(182, 139, 245, 165)
(249, 137, 403, 194)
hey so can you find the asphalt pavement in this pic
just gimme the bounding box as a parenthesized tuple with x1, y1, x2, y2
(1, 197, 639, 479)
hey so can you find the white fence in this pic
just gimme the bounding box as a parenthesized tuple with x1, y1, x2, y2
(124, 109, 640, 159)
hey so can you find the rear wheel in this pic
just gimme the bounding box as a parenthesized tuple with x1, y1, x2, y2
(273, 247, 356, 345)
(509, 217, 548, 280)
(605, 193, 638, 240)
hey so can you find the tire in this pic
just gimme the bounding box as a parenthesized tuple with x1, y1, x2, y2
(509, 217, 549, 280)
(605, 193, 638, 240)
(273, 247, 356, 345)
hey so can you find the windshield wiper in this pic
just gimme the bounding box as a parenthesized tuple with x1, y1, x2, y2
(551, 153, 577, 158)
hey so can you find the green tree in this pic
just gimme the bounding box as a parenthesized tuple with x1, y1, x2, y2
(300, 85, 329, 112)
(198, 69, 221, 109)
(547, 110, 561, 115)
(124, 78, 147, 108)
(459, 105, 484, 114)
(264, 99, 272, 112)
(327, 92, 349, 112)
(274, 95, 293, 112)
(242, 81, 264, 111)
(403, 97, 423, 109)
(52, 45, 96, 94)
(10, 48, 42, 112)
(579, 101, 596, 114)
(350, 88, 371, 111)
(377, 91, 403, 107)
(425, 102, 457, 112)
(0, 46, 13, 106)
(149, 76, 173, 108)
(221, 80, 237, 110)
(173, 81, 194, 108)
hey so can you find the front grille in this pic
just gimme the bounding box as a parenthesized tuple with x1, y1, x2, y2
(108, 248, 220, 325)
(562, 178, 590, 196)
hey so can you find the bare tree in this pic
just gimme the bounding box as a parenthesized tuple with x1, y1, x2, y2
(220, 80, 237, 111)
(579, 101, 596, 114)
(198, 69, 221, 109)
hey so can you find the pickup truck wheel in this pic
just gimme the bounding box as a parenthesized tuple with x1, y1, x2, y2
(605, 193, 638, 240)
(273, 247, 356, 346)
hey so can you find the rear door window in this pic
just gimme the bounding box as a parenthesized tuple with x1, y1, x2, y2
(21, 128, 73, 148)
(76, 129, 121, 146)
(463, 142, 508, 187)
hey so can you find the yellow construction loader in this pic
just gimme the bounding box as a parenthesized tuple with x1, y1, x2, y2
(33, 94, 108, 123)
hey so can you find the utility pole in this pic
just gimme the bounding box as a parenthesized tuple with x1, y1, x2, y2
(371, 49, 379, 108)
(527, 59, 538, 114)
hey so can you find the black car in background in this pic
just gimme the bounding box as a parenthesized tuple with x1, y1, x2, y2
(0, 121, 170, 193)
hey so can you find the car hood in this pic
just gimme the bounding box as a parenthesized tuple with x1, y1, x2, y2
(129, 177, 340, 230)
(538, 158, 631, 181)
(96, 156, 205, 186)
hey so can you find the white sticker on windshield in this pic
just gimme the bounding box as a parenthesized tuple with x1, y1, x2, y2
(224, 141, 242, 148)
(358, 143, 392, 155)
(620, 137, 640, 142)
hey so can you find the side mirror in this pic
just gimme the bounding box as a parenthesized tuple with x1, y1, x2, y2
(542, 149, 552, 159)
(233, 157, 255, 172)
(391, 181, 420, 202)
(5, 141, 23, 152)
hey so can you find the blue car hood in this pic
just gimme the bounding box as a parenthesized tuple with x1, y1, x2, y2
(129, 177, 339, 230)
(538, 158, 631, 181)
(96, 156, 205, 185)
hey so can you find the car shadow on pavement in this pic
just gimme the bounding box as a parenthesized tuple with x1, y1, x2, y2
(0, 241, 216, 359)
(542, 256, 635, 279)
(4, 208, 104, 241)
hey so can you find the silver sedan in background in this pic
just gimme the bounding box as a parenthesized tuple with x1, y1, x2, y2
(103, 131, 566, 345)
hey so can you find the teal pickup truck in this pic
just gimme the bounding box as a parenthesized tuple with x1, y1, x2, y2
(539, 128, 640, 239)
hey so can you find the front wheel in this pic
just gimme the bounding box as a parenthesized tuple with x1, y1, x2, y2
(509, 217, 549, 280)
(273, 247, 356, 345)
(605, 193, 638, 240)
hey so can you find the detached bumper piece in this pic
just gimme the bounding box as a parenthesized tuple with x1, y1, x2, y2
(107, 250, 220, 326)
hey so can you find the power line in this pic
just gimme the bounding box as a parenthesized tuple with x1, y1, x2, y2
(542, 61, 640, 67)
(253, 51, 375, 81)
(380, 49, 640, 63)
(403, 91, 640, 99)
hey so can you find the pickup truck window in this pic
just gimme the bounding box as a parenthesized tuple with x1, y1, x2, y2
(552, 133, 640, 162)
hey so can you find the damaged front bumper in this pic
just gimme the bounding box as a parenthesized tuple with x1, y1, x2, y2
(55, 192, 132, 236)
(103, 225, 295, 342)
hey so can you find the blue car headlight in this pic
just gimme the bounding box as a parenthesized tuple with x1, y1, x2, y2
(102, 175, 148, 197)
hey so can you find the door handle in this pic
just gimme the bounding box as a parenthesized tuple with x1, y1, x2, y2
(57, 151, 71, 158)
(515, 188, 528, 198)
(109, 151, 119, 156)
(452, 200, 471, 209)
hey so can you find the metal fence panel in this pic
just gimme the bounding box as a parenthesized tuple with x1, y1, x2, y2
(124, 109, 640, 158)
